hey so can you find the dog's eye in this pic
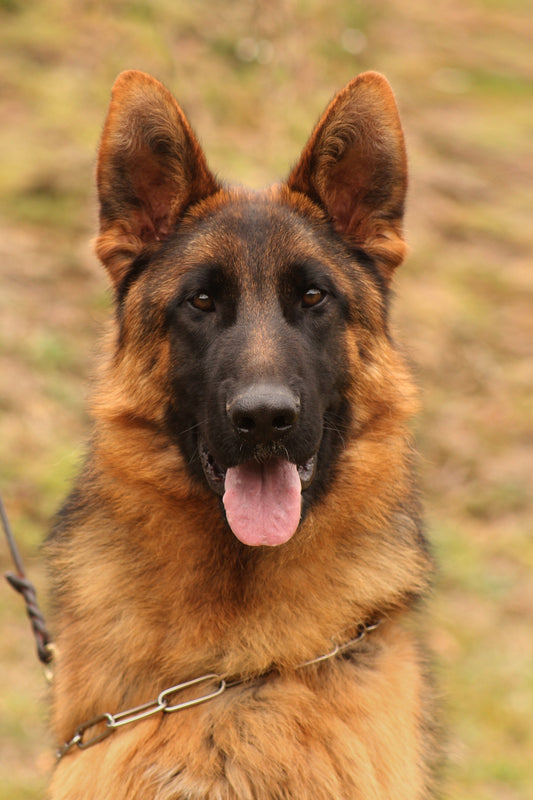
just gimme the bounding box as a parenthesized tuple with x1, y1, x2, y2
(190, 292, 215, 312)
(302, 287, 326, 308)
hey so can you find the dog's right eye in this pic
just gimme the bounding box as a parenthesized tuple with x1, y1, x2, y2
(302, 287, 327, 308)
(189, 292, 215, 312)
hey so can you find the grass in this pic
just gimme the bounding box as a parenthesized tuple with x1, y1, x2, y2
(1, 0, 532, 797)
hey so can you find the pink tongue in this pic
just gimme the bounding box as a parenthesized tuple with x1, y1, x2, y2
(223, 459, 302, 546)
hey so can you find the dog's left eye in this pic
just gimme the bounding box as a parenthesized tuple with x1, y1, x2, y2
(190, 292, 215, 312)
(302, 287, 326, 308)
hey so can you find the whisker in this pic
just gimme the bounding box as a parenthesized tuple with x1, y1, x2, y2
(178, 419, 208, 437)
(322, 423, 347, 450)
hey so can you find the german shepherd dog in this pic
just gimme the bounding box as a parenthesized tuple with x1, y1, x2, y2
(47, 70, 436, 799)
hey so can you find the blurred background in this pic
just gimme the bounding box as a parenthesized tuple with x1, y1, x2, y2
(0, 1, 531, 797)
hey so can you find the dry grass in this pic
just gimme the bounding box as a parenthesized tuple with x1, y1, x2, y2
(1, 1, 532, 797)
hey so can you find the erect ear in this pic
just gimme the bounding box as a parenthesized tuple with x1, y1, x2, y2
(95, 70, 219, 287)
(287, 72, 408, 282)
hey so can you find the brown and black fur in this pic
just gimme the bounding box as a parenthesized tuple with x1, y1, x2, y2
(47, 70, 437, 799)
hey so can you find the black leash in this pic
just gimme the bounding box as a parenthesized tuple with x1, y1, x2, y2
(1, 492, 53, 667)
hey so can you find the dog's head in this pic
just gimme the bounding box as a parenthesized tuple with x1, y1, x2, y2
(92, 70, 413, 547)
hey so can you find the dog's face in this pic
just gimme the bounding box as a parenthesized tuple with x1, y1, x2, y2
(152, 194, 376, 544)
(94, 70, 408, 547)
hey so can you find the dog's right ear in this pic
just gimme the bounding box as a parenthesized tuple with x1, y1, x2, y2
(95, 71, 219, 287)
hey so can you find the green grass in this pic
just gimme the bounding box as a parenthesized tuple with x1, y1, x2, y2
(1, 1, 532, 797)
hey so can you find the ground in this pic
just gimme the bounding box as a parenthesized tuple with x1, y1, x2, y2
(0, 1, 532, 798)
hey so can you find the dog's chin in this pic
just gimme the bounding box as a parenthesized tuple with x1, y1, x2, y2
(199, 441, 317, 497)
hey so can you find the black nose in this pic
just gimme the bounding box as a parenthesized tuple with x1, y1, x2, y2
(227, 383, 300, 444)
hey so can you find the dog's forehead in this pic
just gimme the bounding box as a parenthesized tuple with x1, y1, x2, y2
(180, 191, 330, 273)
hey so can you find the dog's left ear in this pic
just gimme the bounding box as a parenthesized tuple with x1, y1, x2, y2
(288, 72, 407, 282)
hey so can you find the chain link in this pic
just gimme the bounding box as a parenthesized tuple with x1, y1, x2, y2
(56, 674, 227, 759)
(56, 620, 381, 760)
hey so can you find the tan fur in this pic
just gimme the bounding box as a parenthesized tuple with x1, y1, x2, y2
(47, 71, 437, 799)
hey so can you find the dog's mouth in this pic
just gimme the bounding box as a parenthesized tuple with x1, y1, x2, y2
(199, 443, 317, 547)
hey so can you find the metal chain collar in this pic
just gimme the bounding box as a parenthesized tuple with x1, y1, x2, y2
(56, 620, 382, 761)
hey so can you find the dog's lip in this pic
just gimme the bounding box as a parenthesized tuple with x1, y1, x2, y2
(199, 442, 317, 496)
(297, 455, 317, 489)
(199, 443, 226, 496)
